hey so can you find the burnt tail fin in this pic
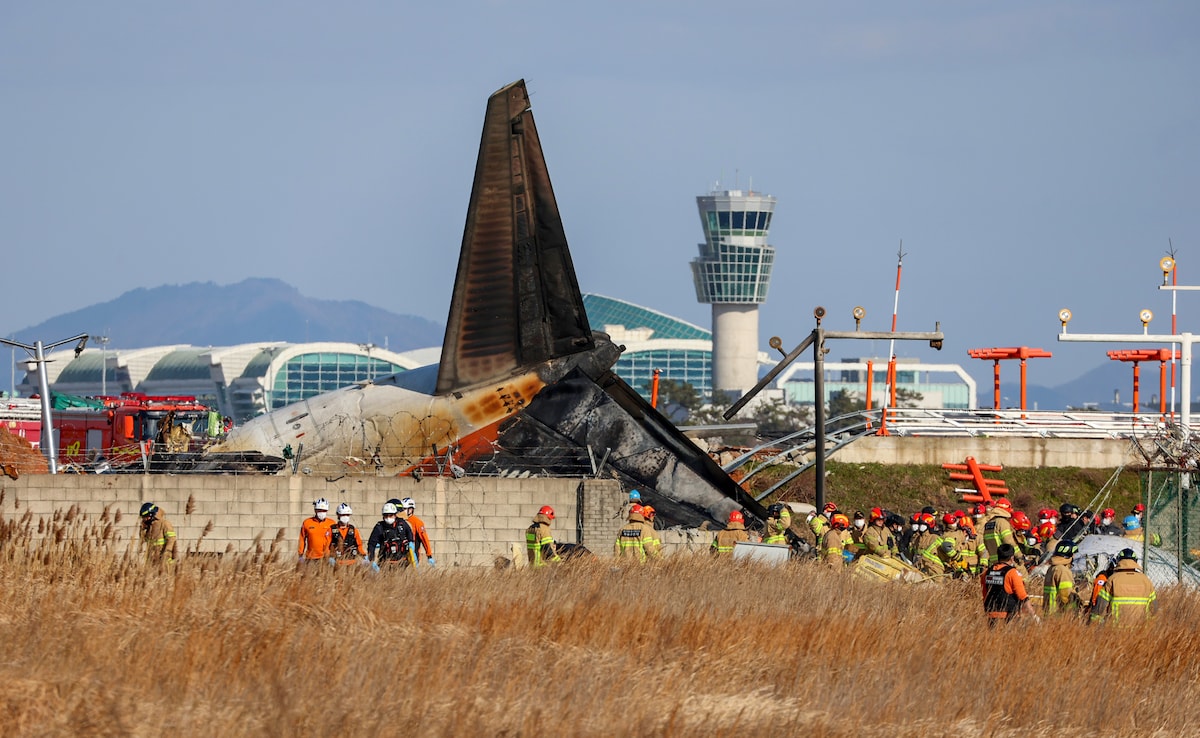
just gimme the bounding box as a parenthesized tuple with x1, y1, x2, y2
(436, 80, 594, 396)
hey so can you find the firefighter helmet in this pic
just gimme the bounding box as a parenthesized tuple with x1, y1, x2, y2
(993, 498, 1012, 511)
(768, 502, 785, 517)
(1133, 503, 1146, 514)
(139, 502, 158, 518)
(1117, 547, 1137, 561)
(313, 498, 329, 511)
(628, 489, 642, 502)
(1102, 507, 1116, 519)
(642, 505, 656, 520)
(336, 503, 353, 516)
(830, 513, 850, 530)
(822, 502, 838, 514)
(381, 502, 398, 516)
(539, 505, 556, 520)
(919, 513, 936, 528)
(1012, 511, 1032, 531)
(972, 503, 987, 517)
(869, 507, 884, 522)
(1123, 515, 1140, 530)
(728, 510, 744, 524)
(629, 504, 644, 517)
(1059, 502, 1080, 517)
(942, 512, 958, 527)
(400, 497, 415, 511)
(1054, 539, 1078, 557)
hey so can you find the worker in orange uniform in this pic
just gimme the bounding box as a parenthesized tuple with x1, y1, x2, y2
(822, 513, 851, 566)
(329, 502, 368, 566)
(1042, 539, 1079, 616)
(526, 505, 561, 567)
(981, 543, 1038, 626)
(615, 504, 649, 562)
(298, 498, 335, 564)
(1085, 559, 1117, 619)
(1091, 548, 1157, 625)
(399, 497, 435, 566)
(139, 502, 177, 565)
(640, 505, 663, 559)
(711, 510, 750, 556)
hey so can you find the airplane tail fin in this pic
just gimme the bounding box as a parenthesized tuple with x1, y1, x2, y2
(436, 80, 594, 396)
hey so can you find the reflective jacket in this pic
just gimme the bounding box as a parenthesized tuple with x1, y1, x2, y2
(368, 518, 415, 566)
(862, 525, 892, 558)
(526, 513, 560, 567)
(298, 516, 334, 560)
(821, 528, 849, 566)
(615, 512, 647, 562)
(640, 519, 662, 559)
(1091, 559, 1157, 624)
(330, 522, 366, 563)
(142, 515, 177, 564)
(1042, 555, 1077, 615)
(711, 521, 749, 556)
(983, 510, 1018, 563)
(763, 509, 791, 545)
(982, 563, 1028, 622)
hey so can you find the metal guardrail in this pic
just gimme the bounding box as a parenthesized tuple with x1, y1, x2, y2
(879, 408, 1173, 439)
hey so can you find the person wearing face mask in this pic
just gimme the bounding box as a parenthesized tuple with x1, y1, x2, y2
(1096, 508, 1123, 536)
(298, 498, 335, 564)
(847, 510, 868, 558)
(369, 502, 416, 569)
(862, 508, 893, 558)
(904, 513, 925, 564)
(329, 502, 368, 566)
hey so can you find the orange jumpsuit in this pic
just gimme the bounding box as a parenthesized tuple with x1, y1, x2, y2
(406, 512, 434, 560)
(298, 516, 334, 560)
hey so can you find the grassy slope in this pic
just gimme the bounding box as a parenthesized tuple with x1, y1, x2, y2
(748, 461, 1143, 517)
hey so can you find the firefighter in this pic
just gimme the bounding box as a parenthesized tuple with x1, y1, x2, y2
(298, 498, 335, 563)
(139, 502, 177, 565)
(1043, 539, 1079, 616)
(983, 498, 1021, 569)
(982, 543, 1037, 626)
(1097, 508, 1123, 536)
(1091, 548, 1157, 625)
(368, 502, 416, 568)
(822, 513, 851, 566)
(400, 497, 435, 566)
(918, 513, 959, 577)
(1122, 515, 1161, 545)
(1057, 503, 1086, 541)
(329, 502, 367, 566)
(526, 505, 561, 567)
(848, 510, 868, 558)
(808, 502, 836, 546)
(640, 505, 663, 559)
(862, 507, 893, 558)
(615, 504, 648, 563)
(711, 510, 750, 556)
(763, 502, 791, 545)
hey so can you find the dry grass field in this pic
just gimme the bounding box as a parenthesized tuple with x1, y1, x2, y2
(1, 507, 1197, 738)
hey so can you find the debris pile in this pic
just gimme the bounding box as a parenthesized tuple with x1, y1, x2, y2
(0, 427, 48, 477)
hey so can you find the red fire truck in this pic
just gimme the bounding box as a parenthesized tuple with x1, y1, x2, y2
(52, 393, 220, 468)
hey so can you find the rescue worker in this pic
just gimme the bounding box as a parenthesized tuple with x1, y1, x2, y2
(1085, 559, 1117, 619)
(329, 502, 367, 566)
(904, 513, 926, 564)
(917, 513, 958, 577)
(139, 502, 177, 565)
(1132, 503, 1146, 526)
(1043, 539, 1079, 616)
(885, 513, 907, 560)
(298, 498, 335, 563)
(1097, 508, 1123, 536)
(1091, 548, 1158, 625)
(938, 512, 969, 577)
(526, 505, 561, 567)
(862, 507, 893, 558)
(368, 502, 416, 568)
(1122, 515, 1161, 545)
(763, 502, 791, 545)
(808, 502, 836, 546)
(848, 510, 868, 558)
(983, 498, 1021, 569)
(822, 513, 851, 566)
(711, 510, 750, 556)
(981, 543, 1038, 626)
(400, 497, 435, 566)
(1057, 503, 1086, 541)
(615, 504, 648, 562)
(1011, 511, 1038, 562)
(640, 505, 663, 559)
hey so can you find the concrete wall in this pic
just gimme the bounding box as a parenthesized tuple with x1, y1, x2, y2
(833, 436, 1139, 469)
(0, 475, 628, 568)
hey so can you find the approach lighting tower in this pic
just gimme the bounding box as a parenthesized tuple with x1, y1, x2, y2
(690, 189, 777, 402)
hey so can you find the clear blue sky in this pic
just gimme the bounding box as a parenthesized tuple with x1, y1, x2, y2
(2, 2, 1197, 389)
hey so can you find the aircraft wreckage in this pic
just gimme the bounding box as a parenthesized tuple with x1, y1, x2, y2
(197, 80, 768, 530)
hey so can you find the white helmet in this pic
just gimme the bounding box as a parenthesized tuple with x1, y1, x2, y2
(381, 502, 398, 516)
(401, 497, 415, 511)
(336, 503, 353, 516)
(313, 498, 330, 511)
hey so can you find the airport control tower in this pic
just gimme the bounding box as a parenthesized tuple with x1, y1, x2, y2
(690, 189, 777, 402)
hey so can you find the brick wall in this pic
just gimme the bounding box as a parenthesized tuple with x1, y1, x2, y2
(0, 475, 624, 568)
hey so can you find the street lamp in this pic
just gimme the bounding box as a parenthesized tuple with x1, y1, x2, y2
(0, 333, 89, 474)
(97, 335, 111, 396)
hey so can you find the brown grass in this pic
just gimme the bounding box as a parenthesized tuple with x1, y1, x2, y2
(1, 510, 1196, 737)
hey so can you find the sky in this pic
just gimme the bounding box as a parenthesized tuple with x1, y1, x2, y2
(2, 2, 1198, 390)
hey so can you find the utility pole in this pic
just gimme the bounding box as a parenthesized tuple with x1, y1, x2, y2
(726, 307, 943, 512)
(0, 333, 89, 474)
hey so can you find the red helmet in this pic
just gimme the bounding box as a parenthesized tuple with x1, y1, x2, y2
(1037, 521, 1056, 539)
(953, 509, 966, 519)
(728, 510, 744, 524)
(1012, 511, 1031, 531)
(942, 513, 958, 527)
(823, 502, 838, 514)
(993, 498, 1012, 511)
(642, 505, 656, 520)
(1037, 508, 1054, 521)
(919, 513, 936, 528)
(869, 507, 884, 522)
(538, 505, 555, 520)
(1133, 503, 1146, 514)
(1102, 508, 1116, 518)
(629, 504, 644, 516)
(971, 504, 986, 517)
(830, 513, 850, 530)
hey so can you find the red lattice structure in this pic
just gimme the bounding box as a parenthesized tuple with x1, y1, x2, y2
(943, 456, 1009, 504)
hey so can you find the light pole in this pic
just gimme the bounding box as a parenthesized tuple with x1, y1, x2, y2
(0, 333, 89, 474)
(97, 335, 110, 396)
